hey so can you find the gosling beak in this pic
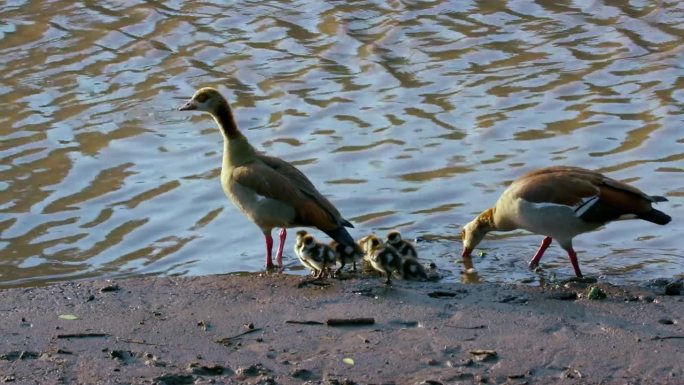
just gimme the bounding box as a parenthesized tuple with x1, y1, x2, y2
(461, 247, 472, 258)
(178, 100, 197, 111)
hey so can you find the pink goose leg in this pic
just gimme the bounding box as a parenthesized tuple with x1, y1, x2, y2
(275, 228, 287, 270)
(529, 236, 552, 269)
(565, 247, 583, 278)
(264, 233, 274, 269)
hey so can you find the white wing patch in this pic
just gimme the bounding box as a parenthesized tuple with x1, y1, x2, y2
(573, 196, 599, 217)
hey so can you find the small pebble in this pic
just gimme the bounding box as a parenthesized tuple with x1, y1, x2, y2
(664, 283, 681, 296)
(99, 284, 119, 293)
(640, 295, 655, 303)
(187, 363, 225, 375)
(291, 368, 312, 379)
(549, 291, 577, 301)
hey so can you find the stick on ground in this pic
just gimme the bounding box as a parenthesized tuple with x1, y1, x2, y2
(326, 318, 375, 326)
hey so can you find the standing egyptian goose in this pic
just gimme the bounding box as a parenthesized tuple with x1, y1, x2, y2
(461, 166, 671, 277)
(179, 87, 357, 270)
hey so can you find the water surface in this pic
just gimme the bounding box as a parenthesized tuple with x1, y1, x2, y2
(1, 0, 683, 288)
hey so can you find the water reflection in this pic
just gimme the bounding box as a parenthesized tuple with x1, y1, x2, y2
(0, 0, 682, 288)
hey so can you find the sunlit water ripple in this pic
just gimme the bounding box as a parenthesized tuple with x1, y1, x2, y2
(1, 0, 682, 288)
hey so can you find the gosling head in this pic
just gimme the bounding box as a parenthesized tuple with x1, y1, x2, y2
(296, 230, 309, 240)
(179, 87, 227, 113)
(358, 234, 382, 255)
(386, 230, 402, 245)
(460, 208, 495, 258)
(302, 234, 316, 250)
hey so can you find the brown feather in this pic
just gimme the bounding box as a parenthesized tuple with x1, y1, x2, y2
(231, 160, 339, 229)
(519, 166, 654, 202)
(296, 200, 339, 230)
(514, 166, 663, 221)
(598, 185, 652, 215)
(478, 207, 496, 229)
(513, 174, 599, 206)
(231, 163, 305, 207)
(259, 155, 346, 222)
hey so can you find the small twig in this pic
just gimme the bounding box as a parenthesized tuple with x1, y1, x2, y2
(326, 318, 375, 326)
(215, 328, 262, 345)
(428, 291, 458, 298)
(297, 279, 331, 288)
(118, 338, 165, 346)
(651, 335, 684, 340)
(285, 320, 325, 325)
(56, 333, 109, 339)
(446, 324, 487, 330)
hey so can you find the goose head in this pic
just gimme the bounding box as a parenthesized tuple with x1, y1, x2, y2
(460, 208, 495, 258)
(179, 87, 227, 113)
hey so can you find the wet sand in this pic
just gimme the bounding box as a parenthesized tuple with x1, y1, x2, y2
(1, 274, 682, 385)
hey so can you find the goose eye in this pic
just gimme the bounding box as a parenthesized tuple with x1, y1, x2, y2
(196, 93, 209, 103)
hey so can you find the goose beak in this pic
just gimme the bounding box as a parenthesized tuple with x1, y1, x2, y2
(178, 100, 197, 111)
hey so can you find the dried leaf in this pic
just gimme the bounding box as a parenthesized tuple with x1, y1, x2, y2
(342, 357, 354, 366)
(58, 314, 79, 320)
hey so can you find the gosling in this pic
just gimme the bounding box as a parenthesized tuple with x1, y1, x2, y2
(330, 240, 362, 276)
(399, 257, 428, 281)
(385, 230, 418, 259)
(294, 230, 316, 275)
(299, 234, 337, 279)
(359, 234, 402, 285)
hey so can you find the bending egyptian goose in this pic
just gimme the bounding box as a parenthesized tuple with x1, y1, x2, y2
(461, 166, 671, 277)
(359, 234, 402, 284)
(385, 231, 418, 259)
(299, 234, 337, 279)
(179, 87, 357, 270)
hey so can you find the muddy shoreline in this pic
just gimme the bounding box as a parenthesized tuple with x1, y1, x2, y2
(1, 274, 682, 385)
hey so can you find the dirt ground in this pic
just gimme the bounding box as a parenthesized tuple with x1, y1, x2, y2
(0, 273, 682, 385)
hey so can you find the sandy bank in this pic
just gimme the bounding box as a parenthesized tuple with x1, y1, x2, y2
(1, 274, 682, 385)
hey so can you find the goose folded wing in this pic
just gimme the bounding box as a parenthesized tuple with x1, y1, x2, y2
(513, 174, 599, 207)
(258, 156, 349, 225)
(231, 161, 340, 231)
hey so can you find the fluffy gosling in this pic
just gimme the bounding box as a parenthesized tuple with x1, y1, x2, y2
(359, 234, 402, 285)
(330, 240, 362, 276)
(399, 257, 428, 281)
(385, 230, 418, 259)
(300, 234, 337, 279)
(294, 230, 316, 275)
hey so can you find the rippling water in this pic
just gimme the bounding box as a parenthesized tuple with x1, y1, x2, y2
(1, 0, 683, 288)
